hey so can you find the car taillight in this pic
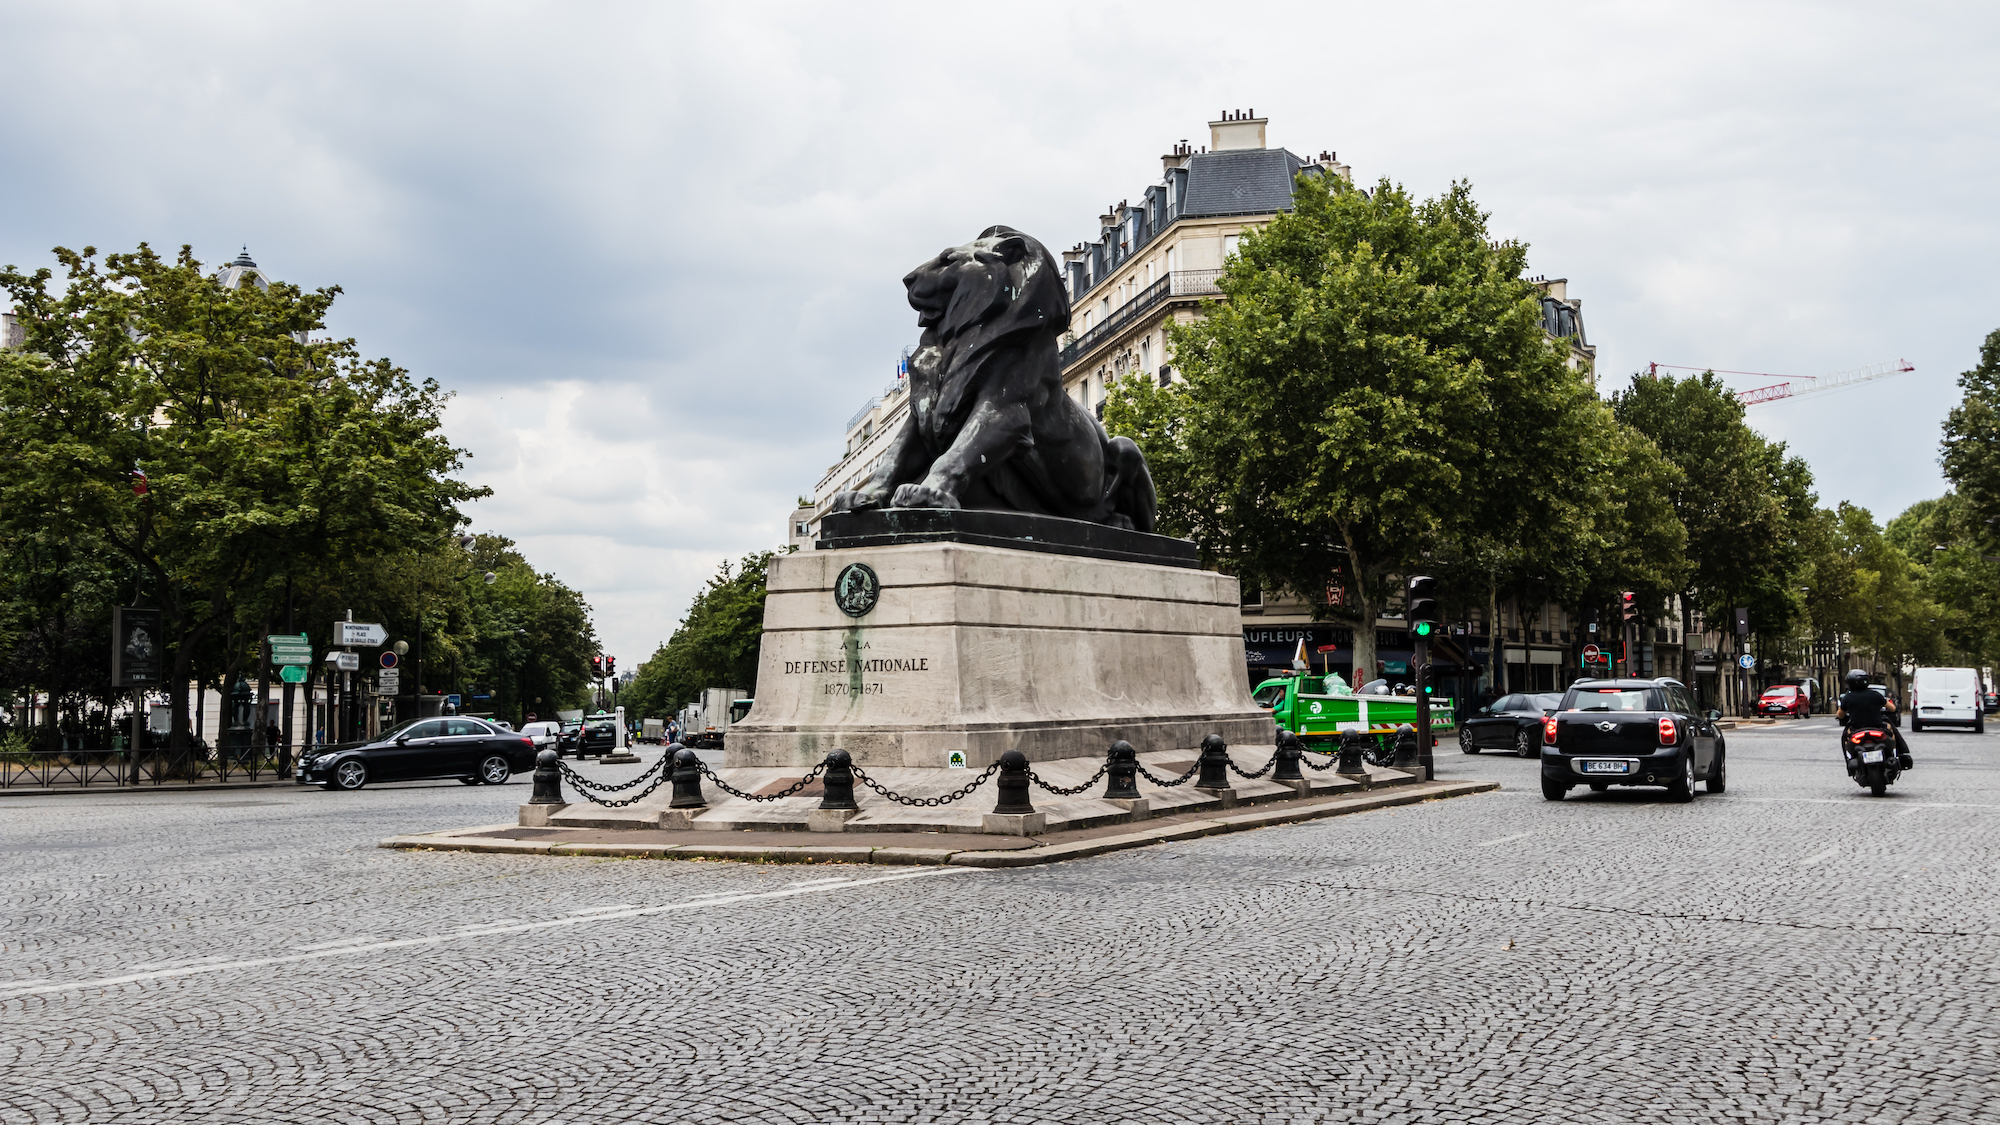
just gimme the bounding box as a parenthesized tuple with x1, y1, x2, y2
(519, 737, 535, 749)
(1657, 717, 1676, 745)
(1542, 716, 1558, 745)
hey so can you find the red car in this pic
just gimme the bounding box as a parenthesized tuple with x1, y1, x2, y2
(1755, 685, 1809, 718)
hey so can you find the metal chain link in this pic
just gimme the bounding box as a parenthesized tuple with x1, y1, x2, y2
(1227, 755, 1276, 780)
(696, 759, 826, 803)
(1362, 739, 1398, 768)
(557, 756, 666, 793)
(1135, 757, 1203, 788)
(849, 762, 997, 807)
(1027, 763, 1108, 796)
(1298, 747, 1341, 772)
(558, 764, 674, 807)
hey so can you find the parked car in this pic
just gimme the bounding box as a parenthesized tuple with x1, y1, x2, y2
(1984, 690, 1998, 714)
(296, 717, 537, 791)
(1754, 685, 1810, 719)
(557, 718, 583, 753)
(1458, 692, 1564, 757)
(1541, 677, 1726, 803)
(518, 720, 562, 757)
(1912, 666, 1985, 733)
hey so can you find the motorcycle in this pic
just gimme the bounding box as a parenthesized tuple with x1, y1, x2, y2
(1842, 723, 1902, 796)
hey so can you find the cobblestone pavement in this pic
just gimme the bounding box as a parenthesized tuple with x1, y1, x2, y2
(3, 724, 1997, 1124)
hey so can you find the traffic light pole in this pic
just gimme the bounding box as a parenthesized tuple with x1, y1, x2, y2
(1413, 631, 1433, 781)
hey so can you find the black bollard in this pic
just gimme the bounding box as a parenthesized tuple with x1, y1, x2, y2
(993, 749, 1035, 814)
(1336, 731, 1369, 777)
(1103, 740, 1140, 800)
(819, 748, 858, 811)
(529, 749, 564, 804)
(1391, 723, 1422, 771)
(1273, 730, 1303, 782)
(668, 746, 707, 809)
(1196, 733, 1231, 789)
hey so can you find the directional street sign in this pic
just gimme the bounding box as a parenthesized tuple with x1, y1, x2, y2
(336, 622, 388, 648)
(279, 665, 308, 684)
(329, 652, 361, 672)
(268, 634, 312, 666)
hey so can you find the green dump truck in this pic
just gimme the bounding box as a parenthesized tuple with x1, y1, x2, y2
(1251, 674, 1454, 762)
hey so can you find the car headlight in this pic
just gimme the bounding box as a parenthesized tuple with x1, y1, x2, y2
(315, 755, 339, 768)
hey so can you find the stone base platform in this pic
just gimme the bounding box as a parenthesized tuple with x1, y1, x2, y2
(537, 745, 1420, 836)
(386, 778, 1499, 868)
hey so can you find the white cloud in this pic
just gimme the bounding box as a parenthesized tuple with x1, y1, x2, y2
(4, 0, 1998, 661)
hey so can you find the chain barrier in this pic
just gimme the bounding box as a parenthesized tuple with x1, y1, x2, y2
(1135, 757, 1203, 788)
(1298, 745, 1341, 772)
(1027, 763, 1108, 796)
(696, 759, 827, 803)
(850, 762, 998, 807)
(1362, 738, 1398, 768)
(556, 758, 674, 807)
(557, 756, 665, 793)
(1227, 755, 1277, 780)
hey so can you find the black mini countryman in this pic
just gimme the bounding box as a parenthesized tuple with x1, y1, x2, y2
(1540, 678, 1727, 803)
(297, 717, 539, 790)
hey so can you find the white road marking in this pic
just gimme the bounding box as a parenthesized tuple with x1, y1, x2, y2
(1799, 845, 1840, 867)
(125, 955, 232, 971)
(1474, 832, 1535, 848)
(0, 867, 973, 1001)
(291, 937, 380, 951)
(566, 903, 640, 914)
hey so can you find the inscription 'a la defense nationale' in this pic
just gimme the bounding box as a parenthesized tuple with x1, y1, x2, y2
(783, 658, 931, 675)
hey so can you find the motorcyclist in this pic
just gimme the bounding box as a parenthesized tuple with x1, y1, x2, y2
(1834, 670, 1913, 771)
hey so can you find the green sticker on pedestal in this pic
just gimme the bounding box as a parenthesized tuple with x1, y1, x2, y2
(947, 750, 967, 769)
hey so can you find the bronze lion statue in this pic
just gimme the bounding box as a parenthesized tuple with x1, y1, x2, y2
(825, 225, 1158, 532)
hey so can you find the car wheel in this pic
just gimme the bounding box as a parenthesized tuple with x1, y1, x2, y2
(1976, 716, 1986, 735)
(1912, 718, 1924, 732)
(1514, 729, 1536, 759)
(1668, 752, 1695, 803)
(1459, 727, 1477, 755)
(1541, 777, 1568, 801)
(1705, 751, 1727, 794)
(478, 755, 511, 785)
(332, 759, 368, 791)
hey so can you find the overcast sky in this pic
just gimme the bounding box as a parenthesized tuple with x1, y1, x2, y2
(4, 1, 1996, 665)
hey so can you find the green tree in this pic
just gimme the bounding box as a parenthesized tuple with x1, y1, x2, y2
(1610, 371, 1815, 646)
(1942, 328, 2000, 526)
(622, 552, 773, 721)
(1108, 172, 1623, 676)
(0, 244, 486, 748)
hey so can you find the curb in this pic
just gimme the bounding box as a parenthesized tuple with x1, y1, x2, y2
(0, 780, 292, 798)
(378, 779, 1499, 867)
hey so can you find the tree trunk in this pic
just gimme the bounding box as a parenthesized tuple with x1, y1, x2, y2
(1487, 577, 1500, 700)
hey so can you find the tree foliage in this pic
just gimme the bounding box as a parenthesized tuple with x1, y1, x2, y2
(620, 552, 773, 721)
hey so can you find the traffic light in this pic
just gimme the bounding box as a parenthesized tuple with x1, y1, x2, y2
(604, 656, 615, 678)
(1621, 592, 1638, 623)
(590, 655, 604, 678)
(1584, 607, 1600, 634)
(1406, 575, 1439, 637)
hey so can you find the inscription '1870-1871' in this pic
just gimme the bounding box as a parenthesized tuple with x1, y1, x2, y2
(783, 658, 930, 675)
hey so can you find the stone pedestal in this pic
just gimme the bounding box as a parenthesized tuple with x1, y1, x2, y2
(518, 803, 568, 827)
(982, 812, 1048, 836)
(728, 527, 1273, 769)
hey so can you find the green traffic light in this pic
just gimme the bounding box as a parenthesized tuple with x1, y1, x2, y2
(1414, 621, 1433, 637)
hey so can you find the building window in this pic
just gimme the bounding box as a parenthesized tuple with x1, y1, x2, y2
(1224, 234, 1240, 259)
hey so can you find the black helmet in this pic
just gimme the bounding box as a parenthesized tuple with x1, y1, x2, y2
(1844, 670, 1870, 691)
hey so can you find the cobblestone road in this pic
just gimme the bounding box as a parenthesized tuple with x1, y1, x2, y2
(3, 724, 1997, 1123)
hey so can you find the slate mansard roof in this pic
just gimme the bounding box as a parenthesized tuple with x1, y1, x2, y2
(1178, 148, 1314, 217)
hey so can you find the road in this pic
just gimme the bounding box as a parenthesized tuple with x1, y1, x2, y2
(3, 721, 1997, 1124)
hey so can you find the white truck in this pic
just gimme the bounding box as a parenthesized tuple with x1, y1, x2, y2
(685, 687, 751, 749)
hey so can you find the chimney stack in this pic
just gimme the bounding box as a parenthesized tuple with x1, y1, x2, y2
(1209, 110, 1268, 152)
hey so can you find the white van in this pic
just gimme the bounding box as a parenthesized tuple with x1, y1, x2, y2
(1912, 667, 1985, 733)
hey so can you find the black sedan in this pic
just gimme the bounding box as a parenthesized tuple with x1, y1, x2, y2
(1458, 692, 1565, 757)
(297, 717, 538, 790)
(576, 717, 619, 756)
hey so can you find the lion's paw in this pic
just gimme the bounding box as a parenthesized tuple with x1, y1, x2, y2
(891, 483, 962, 510)
(826, 489, 886, 514)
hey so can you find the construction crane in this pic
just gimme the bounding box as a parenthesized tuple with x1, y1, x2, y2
(1644, 359, 1916, 406)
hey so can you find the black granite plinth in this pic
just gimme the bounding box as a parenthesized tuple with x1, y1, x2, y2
(816, 508, 1199, 568)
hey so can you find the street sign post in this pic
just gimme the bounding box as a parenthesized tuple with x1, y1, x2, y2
(377, 670, 400, 695)
(379, 651, 399, 669)
(329, 651, 361, 672)
(1738, 653, 1757, 670)
(268, 634, 312, 666)
(336, 622, 388, 648)
(279, 665, 308, 684)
